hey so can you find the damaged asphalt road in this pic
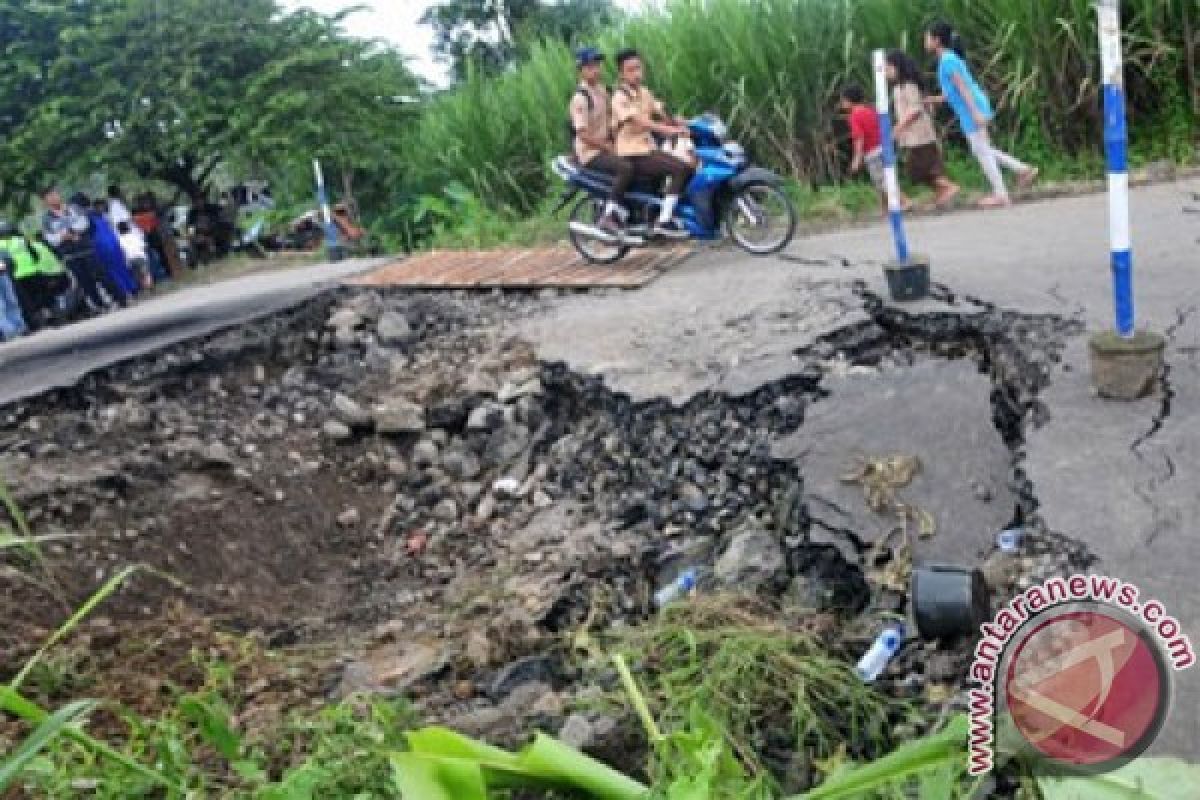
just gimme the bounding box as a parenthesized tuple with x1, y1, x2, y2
(0, 258, 385, 406)
(1, 179, 1197, 764)
(522, 177, 1200, 758)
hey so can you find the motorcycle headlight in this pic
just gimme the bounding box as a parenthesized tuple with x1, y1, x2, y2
(724, 142, 746, 161)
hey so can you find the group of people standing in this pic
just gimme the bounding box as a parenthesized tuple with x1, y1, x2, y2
(0, 185, 182, 340)
(843, 21, 1039, 212)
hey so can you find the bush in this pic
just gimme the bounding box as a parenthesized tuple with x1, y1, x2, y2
(404, 0, 1198, 215)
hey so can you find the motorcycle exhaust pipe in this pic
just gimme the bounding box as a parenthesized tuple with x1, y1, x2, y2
(568, 220, 618, 243)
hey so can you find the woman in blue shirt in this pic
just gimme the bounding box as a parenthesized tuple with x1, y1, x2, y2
(925, 22, 1038, 208)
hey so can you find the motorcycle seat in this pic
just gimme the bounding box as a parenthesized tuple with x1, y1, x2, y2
(555, 156, 665, 197)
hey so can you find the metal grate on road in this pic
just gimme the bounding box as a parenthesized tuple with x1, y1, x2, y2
(348, 245, 693, 290)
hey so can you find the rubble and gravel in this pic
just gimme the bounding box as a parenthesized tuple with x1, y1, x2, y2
(0, 280, 1096, 763)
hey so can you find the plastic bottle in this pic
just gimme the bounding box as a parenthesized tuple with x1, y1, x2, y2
(996, 527, 1024, 554)
(855, 624, 905, 682)
(654, 568, 699, 609)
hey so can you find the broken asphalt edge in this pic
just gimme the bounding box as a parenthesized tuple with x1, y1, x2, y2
(0, 287, 322, 406)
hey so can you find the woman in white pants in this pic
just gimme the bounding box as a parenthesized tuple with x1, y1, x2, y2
(925, 22, 1038, 208)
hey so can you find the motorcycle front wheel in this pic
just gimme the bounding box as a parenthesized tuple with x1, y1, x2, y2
(724, 182, 797, 256)
(568, 196, 630, 265)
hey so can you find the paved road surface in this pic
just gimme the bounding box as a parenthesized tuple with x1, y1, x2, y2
(522, 178, 1200, 758)
(0, 258, 385, 405)
(4, 181, 1198, 758)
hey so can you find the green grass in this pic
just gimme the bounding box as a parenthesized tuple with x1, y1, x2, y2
(399, 0, 1197, 220)
(2, 488, 1192, 798)
(596, 598, 999, 800)
(405, 139, 1149, 253)
(1, 568, 414, 798)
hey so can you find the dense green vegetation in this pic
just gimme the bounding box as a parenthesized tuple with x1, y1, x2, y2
(406, 0, 1198, 219)
(1, 0, 1193, 250)
(0, 0, 418, 237)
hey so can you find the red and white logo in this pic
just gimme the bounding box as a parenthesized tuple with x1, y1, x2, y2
(1003, 608, 1170, 770)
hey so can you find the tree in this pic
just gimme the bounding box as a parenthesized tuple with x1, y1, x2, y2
(0, 1, 89, 200)
(0, 0, 360, 203)
(422, 0, 616, 81)
(230, 9, 422, 219)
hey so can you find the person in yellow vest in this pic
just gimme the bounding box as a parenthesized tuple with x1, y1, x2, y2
(0, 220, 69, 332)
(610, 48, 694, 239)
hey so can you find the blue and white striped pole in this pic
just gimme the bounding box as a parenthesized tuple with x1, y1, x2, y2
(874, 49, 909, 263)
(1099, 0, 1134, 338)
(313, 158, 342, 257)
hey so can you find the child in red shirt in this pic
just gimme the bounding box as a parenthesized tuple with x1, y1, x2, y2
(840, 84, 911, 215)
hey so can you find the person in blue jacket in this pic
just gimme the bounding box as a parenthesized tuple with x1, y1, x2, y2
(80, 194, 140, 298)
(925, 21, 1038, 208)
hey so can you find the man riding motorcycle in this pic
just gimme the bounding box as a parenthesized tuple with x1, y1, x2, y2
(568, 47, 633, 237)
(610, 48, 693, 239)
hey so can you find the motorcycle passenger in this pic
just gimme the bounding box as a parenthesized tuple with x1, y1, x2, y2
(611, 48, 693, 239)
(569, 47, 633, 237)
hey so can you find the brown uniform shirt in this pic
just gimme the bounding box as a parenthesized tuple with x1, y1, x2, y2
(892, 82, 938, 149)
(611, 84, 665, 157)
(570, 82, 612, 165)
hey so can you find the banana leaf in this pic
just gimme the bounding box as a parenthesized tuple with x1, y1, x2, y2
(391, 727, 649, 800)
(1038, 757, 1200, 800)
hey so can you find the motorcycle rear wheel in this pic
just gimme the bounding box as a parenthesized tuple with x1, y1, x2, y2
(569, 197, 630, 265)
(724, 182, 797, 256)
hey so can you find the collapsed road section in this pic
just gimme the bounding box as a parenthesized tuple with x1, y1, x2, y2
(0, 281, 1095, 793)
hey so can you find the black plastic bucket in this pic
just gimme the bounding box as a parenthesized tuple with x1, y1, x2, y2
(884, 256, 930, 302)
(912, 565, 990, 640)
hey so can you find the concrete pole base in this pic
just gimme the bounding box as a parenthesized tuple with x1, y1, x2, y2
(1088, 330, 1166, 400)
(883, 255, 930, 302)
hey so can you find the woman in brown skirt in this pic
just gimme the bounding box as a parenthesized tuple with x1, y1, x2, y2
(886, 50, 960, 208)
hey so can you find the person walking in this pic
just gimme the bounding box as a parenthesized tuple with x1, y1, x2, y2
(925, 22, 1038, 209)
(886, 49, 960, 208)
(840, 84, 910, 214)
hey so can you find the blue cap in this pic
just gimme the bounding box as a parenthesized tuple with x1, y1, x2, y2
(576, 47, 605, 68)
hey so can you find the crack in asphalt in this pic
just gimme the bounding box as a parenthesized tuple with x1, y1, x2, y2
(1129, 304, 1198, 546)
(777, 253, 859, 269)
(809, 517, 870, 555)
(805, 494, 871, 551)
(928, 282, 998, 312)
(1131, 304, 1197, 456)
(1046, 283, 1087, 317)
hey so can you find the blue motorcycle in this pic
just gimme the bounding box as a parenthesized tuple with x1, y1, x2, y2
(553, 113, 797, 264)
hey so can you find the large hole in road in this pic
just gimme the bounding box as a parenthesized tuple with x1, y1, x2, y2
(0, 283, 1095, 770)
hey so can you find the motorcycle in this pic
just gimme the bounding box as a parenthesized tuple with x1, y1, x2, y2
(553, 113, 797, 264)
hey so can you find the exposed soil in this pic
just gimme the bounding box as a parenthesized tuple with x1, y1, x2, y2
(0, 282, 1093, 793)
